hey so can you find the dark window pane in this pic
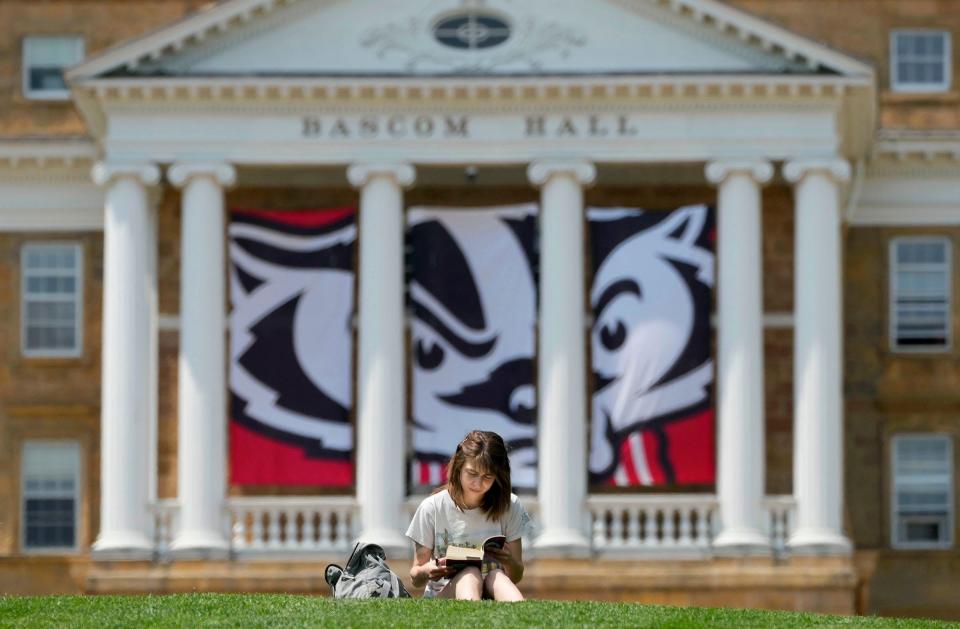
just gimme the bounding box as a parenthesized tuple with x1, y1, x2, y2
(905, 521, 941, 542)
(29, 67, 67, 92)
(24, 498, 75, 548)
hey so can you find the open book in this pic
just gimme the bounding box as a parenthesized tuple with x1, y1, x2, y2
(444, 535, 507, 571)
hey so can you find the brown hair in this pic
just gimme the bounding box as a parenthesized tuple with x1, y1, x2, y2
(445, 430, 512, 521)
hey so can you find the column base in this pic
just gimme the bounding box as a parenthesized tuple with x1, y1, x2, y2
(713, 527, 772, 556)
(354, 528, 411, 560)
(92, 530, 154, 560)
(532, 528, 592, 558)
(170, 530, 230, 559)
(787, 528, 852, 556)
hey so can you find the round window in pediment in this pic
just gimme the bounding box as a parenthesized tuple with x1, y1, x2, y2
(433, 12, 511, 50)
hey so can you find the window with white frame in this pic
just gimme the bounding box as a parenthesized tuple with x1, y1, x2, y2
(892, 434, 954, 549)
(891, 30, 952, 92)
(890, 238, 951, 350)
(21, 243, 83, 357)
(22, 35, 84, 100)
(21, 441, 81, 552)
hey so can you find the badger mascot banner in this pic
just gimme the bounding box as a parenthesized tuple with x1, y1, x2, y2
(408, 204, 538, 490)
(588, 205, 716, 487)
(228, 208, 356, 486)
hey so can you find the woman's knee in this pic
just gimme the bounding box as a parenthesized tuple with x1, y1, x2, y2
(452, 567, 483, 599)
(483, 567, 504, 587)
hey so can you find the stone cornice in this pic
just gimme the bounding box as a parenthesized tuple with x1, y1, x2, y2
(872, 130, 960, 163)
(0, 139, 98, 170)
(75, 74, 869, 108)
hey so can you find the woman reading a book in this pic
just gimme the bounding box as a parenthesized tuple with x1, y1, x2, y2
(406, 430, 530, 601)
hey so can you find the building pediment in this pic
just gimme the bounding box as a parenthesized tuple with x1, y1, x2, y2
(69, 0, 872, 80)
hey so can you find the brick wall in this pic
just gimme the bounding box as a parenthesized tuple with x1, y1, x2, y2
(0, 232, 102, 555)
(0, 0, 209, 137)
(728, 0, 960, 130)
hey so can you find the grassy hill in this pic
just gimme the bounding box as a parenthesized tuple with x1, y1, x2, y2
(0, 594, 956, 628)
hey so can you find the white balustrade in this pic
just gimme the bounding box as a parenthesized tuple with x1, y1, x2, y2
(229, 497, 358, 554)
(588, 495, 717, 557)
(149, 499, 179, 555)
(148, 494, 793, 558)
(763, 495, 796, 554)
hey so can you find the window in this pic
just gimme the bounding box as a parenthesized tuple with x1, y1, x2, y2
(889, 237, 951, 351)
(891, 30, 952, 92)
(21, 242, 83, 357)
(21, 441, 81, 552)
(433, 12, 511, 50)
(892, 435, 954, 549)
(22, 35, 84, 100)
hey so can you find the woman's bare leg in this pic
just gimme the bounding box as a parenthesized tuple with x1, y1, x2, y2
(484, 568, 524, 602)
(438, 567, 483, 600)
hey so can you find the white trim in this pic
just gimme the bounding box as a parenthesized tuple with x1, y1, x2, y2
(20, 242, 84, 359)
(890, 29, 952, 93)
(891, 433, 954, 550)
(851, 206, 960, 227)
(20, 440, 83, 555)
(888, 237, 952, 353)
(23, 35, 85, 101)
(0, 207, 103, 232)
(0, 139, 98, 168)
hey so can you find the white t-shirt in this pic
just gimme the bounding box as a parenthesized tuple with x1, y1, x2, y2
(405, 489, 530, 597)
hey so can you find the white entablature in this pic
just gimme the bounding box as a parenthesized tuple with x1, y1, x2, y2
(65, 0, 877, 163)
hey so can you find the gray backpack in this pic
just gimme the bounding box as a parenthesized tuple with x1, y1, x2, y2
(324, 542, 412, 599)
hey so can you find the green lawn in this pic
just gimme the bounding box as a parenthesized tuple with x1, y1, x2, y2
(0, 594, 956, 628)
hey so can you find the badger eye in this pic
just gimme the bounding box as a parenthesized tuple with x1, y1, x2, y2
(415, 338, 444, 370)
(599, 320, 627, 351)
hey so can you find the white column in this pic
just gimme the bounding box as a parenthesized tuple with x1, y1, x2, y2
(783, 158, 852, 555)
(91, 161, 160, 557)
(168, 162, 236, 556)
(528, 160, 595, 555)
(706, 160, 773, 554)
(348, 162, 415, 555)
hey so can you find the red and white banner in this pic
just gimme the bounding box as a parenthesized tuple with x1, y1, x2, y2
(588, 205, 716, 487)
(407, 204, 539, 490)
(228, 207, 356, 486)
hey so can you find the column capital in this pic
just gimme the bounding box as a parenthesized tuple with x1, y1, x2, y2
(92, 161, 161, 188)
(527, 160, 596, 188)
(705, 160, 773, 186)
(782, 158, 851, 185)
(347, 162, 415, 189)
(168, 162, 237, 188)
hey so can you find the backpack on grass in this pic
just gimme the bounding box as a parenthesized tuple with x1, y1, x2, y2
(324, 542, 412, 599)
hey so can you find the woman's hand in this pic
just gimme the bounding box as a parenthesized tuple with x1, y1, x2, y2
(485, 540, 524, 583)
(412, 544, 456, 588)
(484, 546, 516, 572)
(425, 557, 457, 580)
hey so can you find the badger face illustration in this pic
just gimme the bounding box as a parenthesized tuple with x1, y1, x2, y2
(408, 205, 538, 489)
(229, 210, 357, 461)
(588, 206, 715, 484)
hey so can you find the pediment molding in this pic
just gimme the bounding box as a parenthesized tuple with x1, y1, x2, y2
(68, 0, 873, 81)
